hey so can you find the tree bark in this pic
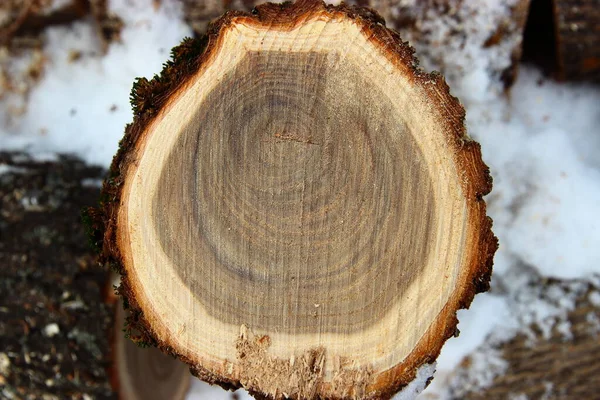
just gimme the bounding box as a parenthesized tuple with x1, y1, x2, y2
(0, 0, 89, 45)
(553, 0, 600, 81)
(443, 277, 600, 399)
(95, 1, 496, 399)
(0, 152, 190, 400)
(0, 0, 121, 49)
(106, 276, 191, 400)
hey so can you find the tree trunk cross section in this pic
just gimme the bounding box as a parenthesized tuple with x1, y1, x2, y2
(96, 1, 497, 398)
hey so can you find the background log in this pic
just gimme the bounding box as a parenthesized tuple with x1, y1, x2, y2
(433, 275, 600, 399)
(0, 152, 190, 400)
(553, 0, 600, 81)
(0, 0, 88, 46)
(0, 0, 122, 49)
(108, 283, 191, 400)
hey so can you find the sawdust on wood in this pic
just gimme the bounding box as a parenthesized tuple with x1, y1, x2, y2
(235, 325, 374, 399)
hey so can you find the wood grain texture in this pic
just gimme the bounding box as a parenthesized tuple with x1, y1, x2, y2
(95, 1, 497, 398)
(450, 280, 600, 400)
(108, 291, 191, 400)
(154, 49, 435, 335)
(553, 0, 600, 81)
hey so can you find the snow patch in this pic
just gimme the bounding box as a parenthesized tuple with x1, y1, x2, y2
(589, 291, 600, 307)
(399, 0, 523, 103)
(419, 64, 600, 397)
(0, 0, 191, 167)
(0, 164, 25, 175)
(187, 381, 253, 400)
(396, 364, 436, 400)
(43, 323, 60, 338)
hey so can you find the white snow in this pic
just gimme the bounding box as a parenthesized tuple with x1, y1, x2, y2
(1, 1, 599, 399)
(396, 364, 436, 400)
(419, 65, 600, 398)
(0, 353, 10, 375)
(0, 164, 25, 175)
(585, 312, 600, 335)
(81, 177, 104, 188)
(590, 291, 600, 307)
(46, 0, 75, 14)
(43, 323, 60, 338)
(474, 69, 600, 280)
(187, 381, 253, 400)
(0, 0, 191, 166)
(396, 0, 524, 102)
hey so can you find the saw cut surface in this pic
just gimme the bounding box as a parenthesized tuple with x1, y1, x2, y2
(153, 50, 436, 334)
(101, 1, 496, 398)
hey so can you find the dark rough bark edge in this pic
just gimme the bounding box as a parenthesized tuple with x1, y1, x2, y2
(88, 0, 497, 398)
(102, 277, 191, 400)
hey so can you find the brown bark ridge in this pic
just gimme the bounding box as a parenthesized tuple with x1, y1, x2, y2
(0, 0, 122, 49)
(441, 276, 600, 400)
(94, 1, 496, 398)
(0, 152, 190, 400)
(0, 0, 89, 45)
(105, 275, 191, 400)
(553, 0, 600, 81)
(475, 285, 600, 399)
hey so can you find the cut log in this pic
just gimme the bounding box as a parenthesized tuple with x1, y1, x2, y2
(0, 152, 190, 400)
(106, 275, 191, 400)
(98, 1, 496, 398)
(552, 0, 600, 81)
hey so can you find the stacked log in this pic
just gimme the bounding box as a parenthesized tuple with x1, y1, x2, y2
(0, 152, 190, 400)
(553, 0, 600, 80)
